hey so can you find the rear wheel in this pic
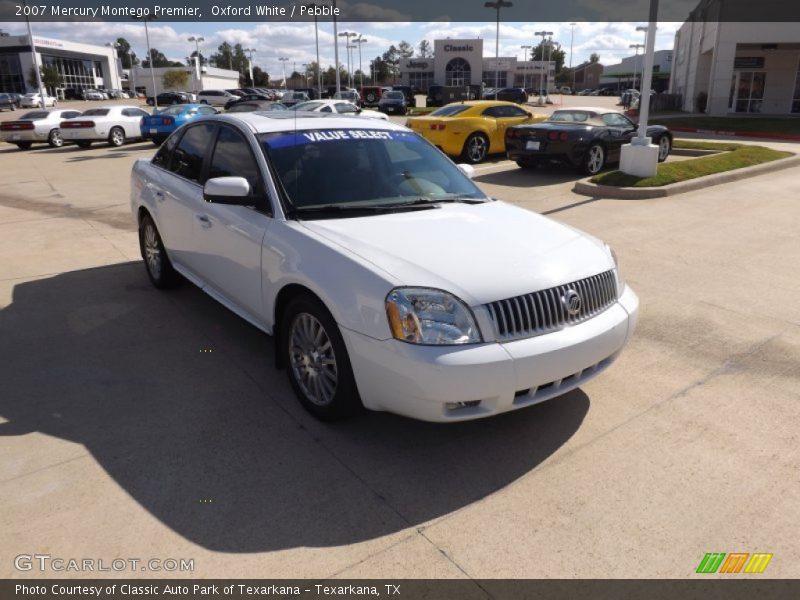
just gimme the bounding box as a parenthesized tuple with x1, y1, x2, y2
(76, 141, 92, 148)
(281, 295, 362, 421)
(48, 129, 63, 148)
(109, 127, 125, 147)
(139, 214, 178, 289)
(462, 132, 490, 164)
(582, 143, 606, 175)
(656, 135, 671, 162)
(15, 142, 32, 150)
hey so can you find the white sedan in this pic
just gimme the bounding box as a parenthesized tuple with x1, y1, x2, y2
(290, 99, 389, 120)
(0, 108, 83, 149)
(60, 105, 151, 147)
(130, 114, 638, 422)
(20, 93, 57, 108)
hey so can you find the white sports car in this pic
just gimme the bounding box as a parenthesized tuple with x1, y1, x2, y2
(60, 105, 151, 147)
(19, 93, 57, 108)
(0, 108, 82, 149)
(130, 113, 638, 422)
(290, 99, 389, 120)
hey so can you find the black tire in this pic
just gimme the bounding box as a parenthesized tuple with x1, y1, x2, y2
(15, 142, 32, 150)
(656, 135, 671, 163)
(76, 141, 92, 148)
(48, 129, 63, 148)
(366, 92, 376, 103)
(281, 295, 362, 421)
(200, 99, 208, 104)
(582, 143, 606, 175)
(138, 214, 178, 289)
(108, 127, 125, 147)
(462, 132, 490, 164)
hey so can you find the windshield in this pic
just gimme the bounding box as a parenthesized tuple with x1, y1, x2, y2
(156, 105, 186, 116)
(292, 101, 324, 111)
(430, 105, 470, 117)
(260, 128, 486, 216)
(20, 111, 49, 120)
(384, 92, 404, 100)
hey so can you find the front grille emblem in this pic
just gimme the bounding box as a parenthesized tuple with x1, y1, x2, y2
(563, 289, 582, 316)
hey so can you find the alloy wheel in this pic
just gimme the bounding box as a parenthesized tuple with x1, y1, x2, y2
(289, 313, 338, 407)
(143, 222, 162, 280)
(467, 135, 488, 163)
(49, 130, 63, 147)
(587, 145, 605, 174)
(110, 128, 125, 146)
(658, 136, 670, 161)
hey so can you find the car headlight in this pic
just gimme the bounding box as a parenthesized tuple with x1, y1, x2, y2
(607, 245, 626, 297)
(386, 287, 482, 345)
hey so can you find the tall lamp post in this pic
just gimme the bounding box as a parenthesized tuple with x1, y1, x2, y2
(569, 22, 576, 92)
(140, 15, 159, 109)
(305, 3, 323, 98)
(533, 30, 553, 104)
(278, 57, 289, 89)
(485, 0, 513, 99)
(620, 0, 660, 177)
(244, 48, 256, 86)
(354, 35, 367, 90)
(635, 25, 648, 90)
(188, 36, 204, 90)
(520, 45, 531, 93)
(338, 31, 356, 89)
(629, 43, 645, 90)
(23, 0, 47, 107)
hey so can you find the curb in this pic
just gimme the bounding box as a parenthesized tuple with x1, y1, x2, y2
(667, 127, 800, 142)
(572, 154, 800, 199)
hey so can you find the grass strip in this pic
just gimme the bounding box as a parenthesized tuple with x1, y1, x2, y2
(590, 145, 791, 187)
(650, 116, 800, 135)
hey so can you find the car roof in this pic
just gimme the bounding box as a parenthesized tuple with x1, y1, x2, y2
(452, 100, 526, 108)
(552, 106, 624, 114)
(197, 112, 407, 134)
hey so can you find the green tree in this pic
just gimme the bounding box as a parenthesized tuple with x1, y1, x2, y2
(210, 42, 234, 69)
(115, 37, 138, 69)
(531, 40, 566, 74)
(252, 66, 269, 87)
(142, 48, 181, 68)
(418, 39, 432, 58)
(186, 50, 207, 68)
(589, 52, 600, 63)
(28, 64, 63, 95)
(162, 69, 189, 90)
(397, 40, 414, 58)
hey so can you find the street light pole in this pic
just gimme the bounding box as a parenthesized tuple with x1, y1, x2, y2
(485, 1, 513, 99)
(188, 36, 205, 90)
(569, 23, 576, 92)
(278, 57, 288, 89)
(635, 25, 648, 90)
(338, 31, 356, 89)
(520, 45, 531, 92)
(533, 30, 553, 104)
(332, 0, 340, 95)
(354, 36, 367, 90)
(306, 3, 323, 98)
(23, 0, 47, 107)
(141, 16, 158, 110)
(244, 48, 256, 87)
(629, 43, 644, 90)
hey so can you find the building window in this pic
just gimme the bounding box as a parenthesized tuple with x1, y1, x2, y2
(445, 58, 471, 86)
(0, 53, 25, 93)
(482, 71, 507, 88)
(793, 60, 800, 113)
(729, 71, 766, 113)
(408, 71, 434, 92)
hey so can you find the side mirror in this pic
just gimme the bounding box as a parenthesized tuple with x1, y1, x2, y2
(203, 177, 252, 204)
(457, 164, 475, 179)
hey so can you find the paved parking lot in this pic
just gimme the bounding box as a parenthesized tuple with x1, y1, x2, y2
(1, 112, 799, 581)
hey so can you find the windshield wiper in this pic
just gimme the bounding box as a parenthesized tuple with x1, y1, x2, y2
(293, 202, 437, 215)
(389, 196, 488, 206)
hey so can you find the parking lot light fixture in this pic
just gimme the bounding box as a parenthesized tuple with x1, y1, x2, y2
(520, 45, 531, 91)
(278, 57, 289, 89)
(354, 36, 367, 91)
(569, 23, 576, 91)
(629, 43, 645, 90)
(485, 1, 513, 99)
(133, 14, 159, 110)
(306, 3, 323, 97)
(533, 30, 553, 104)
(338, 31, 357, 89)
(244, 48, 256, 87)
(188, 36, 205, 89)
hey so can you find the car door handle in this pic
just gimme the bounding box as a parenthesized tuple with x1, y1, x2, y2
(195, 214, 212, 228)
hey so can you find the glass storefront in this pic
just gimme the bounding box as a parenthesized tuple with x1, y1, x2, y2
(445, 58, 471, 86)
(0, 53, 25, 94)
(41, 54, 105, 97)
(407, 71, 434, 92)
(482, 71, 508, 88)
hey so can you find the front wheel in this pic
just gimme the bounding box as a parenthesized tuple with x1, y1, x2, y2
(462, 132, 489, 164)
(139, 214, 178, 289)
(656, 135, 671, 162)
(109, 127, 125, 147)
(281, 295, 362, 421)
(48, 129, 63, 148)
(582, 143, 606, 175)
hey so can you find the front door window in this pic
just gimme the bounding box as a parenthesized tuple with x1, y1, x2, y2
(730, 71, 766, 113)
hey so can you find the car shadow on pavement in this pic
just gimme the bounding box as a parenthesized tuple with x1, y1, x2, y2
(0, 262, 590, 553)
(474, 164, 582, 188)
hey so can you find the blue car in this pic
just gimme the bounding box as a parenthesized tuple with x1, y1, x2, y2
(139, 103, 218, 145)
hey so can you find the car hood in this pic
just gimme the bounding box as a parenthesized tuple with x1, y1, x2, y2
(300, 201, 612, 306)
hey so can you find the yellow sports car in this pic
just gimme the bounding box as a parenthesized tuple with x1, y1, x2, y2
(406, 100, 547, 163)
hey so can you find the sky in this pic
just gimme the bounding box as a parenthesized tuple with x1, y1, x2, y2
(0, 20, 681, 79)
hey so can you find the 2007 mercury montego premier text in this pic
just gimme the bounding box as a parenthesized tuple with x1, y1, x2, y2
(130, 111, 638, 422)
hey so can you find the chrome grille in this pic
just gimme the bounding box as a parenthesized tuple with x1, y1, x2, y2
(485, 270, 617, 341)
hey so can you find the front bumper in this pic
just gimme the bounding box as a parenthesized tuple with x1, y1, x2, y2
(342, 284, 639, 422)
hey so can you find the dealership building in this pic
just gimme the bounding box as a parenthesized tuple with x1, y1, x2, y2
(600, 49, 673, 92)
(670, 0, 800, 115)
(398, 38, 555, 92)
(129, 64, 240, 97)
(0, 34, 122, 97)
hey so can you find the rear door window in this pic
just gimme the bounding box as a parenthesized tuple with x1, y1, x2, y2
(169, 124, 216, 183)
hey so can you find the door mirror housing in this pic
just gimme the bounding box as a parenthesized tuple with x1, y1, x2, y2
(457, 164, 475, 179)
(203, 176, 252, 204)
